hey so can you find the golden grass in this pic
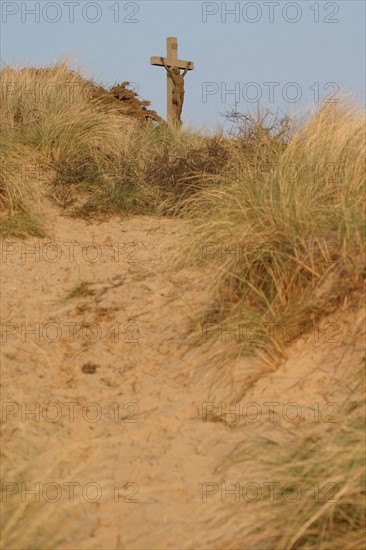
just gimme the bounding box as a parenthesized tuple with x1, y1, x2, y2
(0, 61, 139, 231)
(0, 447, 86, 550)
(0, 139, 49, 236)
(0, 62, 135, 160)
(213, 368, 365, 550)
(172, 101, 365, 360)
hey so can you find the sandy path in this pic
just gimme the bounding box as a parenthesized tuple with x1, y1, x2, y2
(1, 214, 246, 549)
(1, 213, 364, 549)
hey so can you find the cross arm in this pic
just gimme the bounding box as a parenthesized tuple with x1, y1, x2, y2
(150, 56, 195, 70)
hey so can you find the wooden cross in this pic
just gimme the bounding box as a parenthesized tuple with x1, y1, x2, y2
(150, 37, 194, 127)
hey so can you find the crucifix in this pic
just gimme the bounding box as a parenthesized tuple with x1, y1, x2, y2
(150, 37, 194, 127)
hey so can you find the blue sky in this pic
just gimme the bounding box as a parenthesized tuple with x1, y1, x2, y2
(1, 0, 365, 129)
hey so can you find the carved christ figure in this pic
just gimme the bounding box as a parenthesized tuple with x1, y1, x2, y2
(160, 57, 191, 125)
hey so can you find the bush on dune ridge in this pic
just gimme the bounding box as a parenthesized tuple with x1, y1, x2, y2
(1, 62, 235, 222)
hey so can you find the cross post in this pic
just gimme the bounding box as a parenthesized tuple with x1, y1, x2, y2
(150, 37, 194, 127)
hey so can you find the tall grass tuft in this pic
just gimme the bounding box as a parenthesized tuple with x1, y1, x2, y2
(0, 62, 138, 232)
(216, 371, 365, 550)
(174, 101, 365, 359)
